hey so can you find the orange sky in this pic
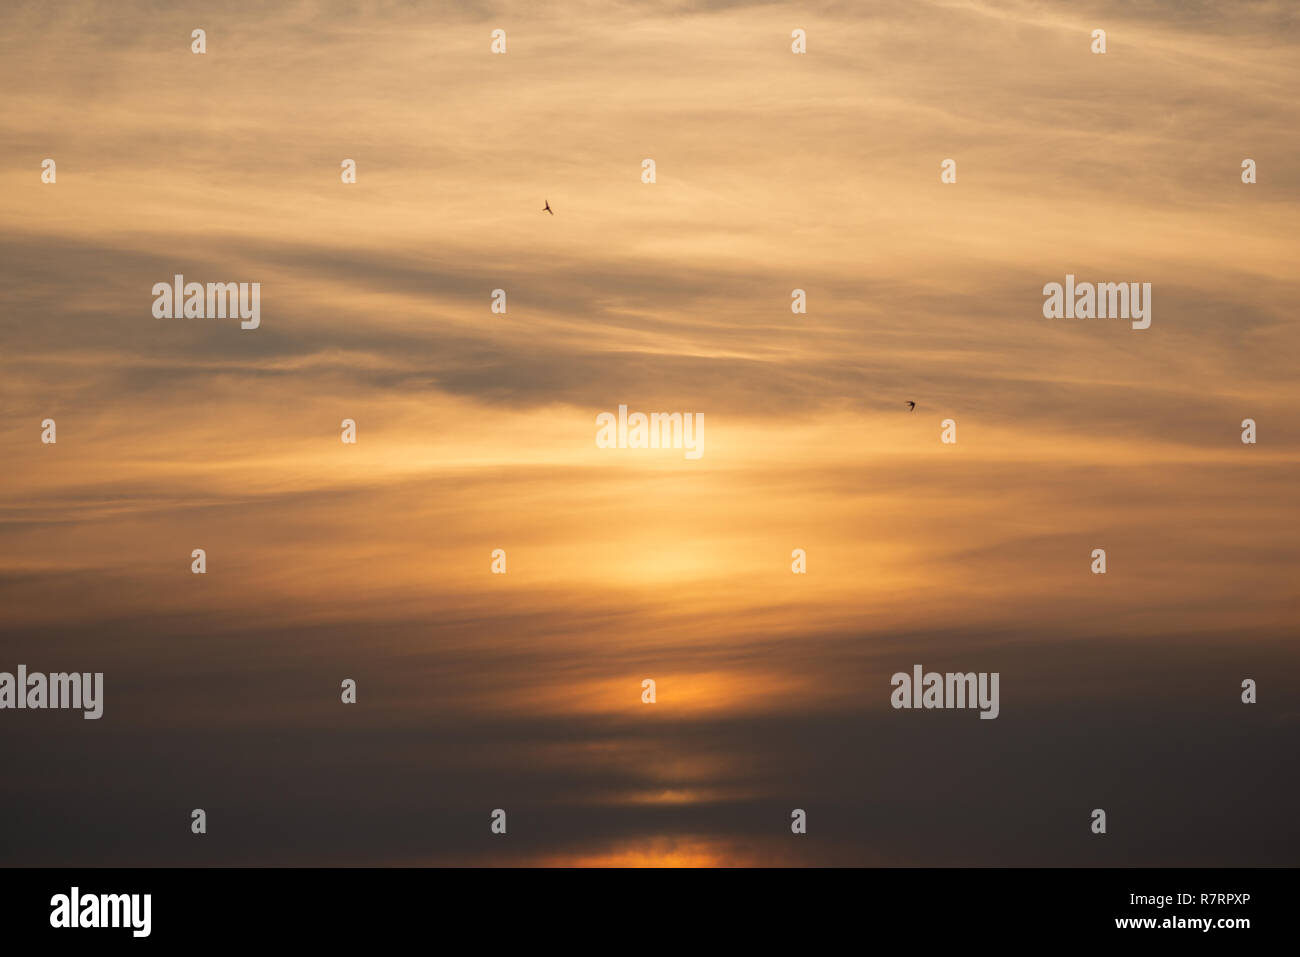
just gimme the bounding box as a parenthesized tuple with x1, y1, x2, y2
(1, 0, 1297, 866)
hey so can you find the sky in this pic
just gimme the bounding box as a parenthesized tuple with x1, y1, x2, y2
(0, 0, 1297, 866)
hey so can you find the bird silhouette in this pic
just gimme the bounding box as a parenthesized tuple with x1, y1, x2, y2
(905, 401, 916, 411)
(543, 200, 553, 215)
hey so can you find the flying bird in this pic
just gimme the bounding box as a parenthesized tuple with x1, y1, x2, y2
(905, 401, 916, 411)
(543, 200, 553, 215)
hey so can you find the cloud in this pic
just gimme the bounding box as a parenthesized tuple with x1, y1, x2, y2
(1, 0, 1296, 865)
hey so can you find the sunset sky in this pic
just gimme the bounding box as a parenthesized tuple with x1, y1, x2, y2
(1, 0, 1297, 866)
